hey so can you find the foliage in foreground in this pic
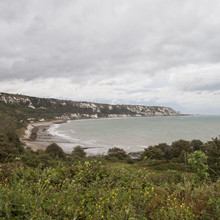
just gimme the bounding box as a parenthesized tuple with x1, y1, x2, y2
(0, 160, 220, 220)
(188, 150, 209, 180)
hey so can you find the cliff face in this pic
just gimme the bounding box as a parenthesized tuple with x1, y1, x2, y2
(0, 92, 178, 120)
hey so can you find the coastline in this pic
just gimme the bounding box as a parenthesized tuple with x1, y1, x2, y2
(22, 114, 197, 154)
(22, 117, 148, 154)
(22, 118, 119, 155)
(22, 120, 68, 152)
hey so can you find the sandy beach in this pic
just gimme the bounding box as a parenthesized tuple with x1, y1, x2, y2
(21, 118, 124, 155)
(22, 120, 69, 152)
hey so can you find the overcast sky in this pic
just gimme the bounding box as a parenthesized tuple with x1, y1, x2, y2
(0, 0, 220, 114)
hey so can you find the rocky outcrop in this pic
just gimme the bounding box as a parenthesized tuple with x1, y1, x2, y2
(0, 92, 178, 120)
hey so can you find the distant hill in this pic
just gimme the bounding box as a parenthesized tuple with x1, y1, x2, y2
(0, 92, 178, 122)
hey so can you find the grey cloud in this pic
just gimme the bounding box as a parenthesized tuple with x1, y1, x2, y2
(1, 0, 220, 83)
(169, 64, 220, 92)
(0, 0, 29, 22)
(181, 83, 220, 92)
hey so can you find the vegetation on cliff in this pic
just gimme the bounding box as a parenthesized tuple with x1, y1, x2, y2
(0, 92, 178, 122)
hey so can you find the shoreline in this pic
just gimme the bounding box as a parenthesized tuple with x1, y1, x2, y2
(22, 114, 196, 154)
(22, 120, 68, 152)
(22, 116, 149, 154)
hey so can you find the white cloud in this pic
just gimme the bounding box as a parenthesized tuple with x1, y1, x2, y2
(169, 64, 220, 91)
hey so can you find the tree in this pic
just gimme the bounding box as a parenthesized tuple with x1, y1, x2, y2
(155, 143, 172, 160)
(0, 114, 17, 140)
(72, 146, 86, 159)
(191, 139, 203, 151)
(142, 146, 164, 160)
(45, 143, 65, 159)
(0, 133, 20, 162)
(171, 140, 191, 158)
(107, 147, 127, 159)
(178, 150, 188, 163)
(0, 114, 24, 162)
(206, 137, 220, 157)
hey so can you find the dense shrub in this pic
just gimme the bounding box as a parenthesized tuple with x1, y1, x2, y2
(0, 114, 24, 162)
(107, 147, 127, 159)
(142, 146, 164, 160)
(0, 160, 219, 219)
(178, 150, 188, 163)
(170, 140, 191, 158)
(205, 137, 220, 157)
(203, 138, 220, 176)
(188, 150, 209, 180)
(0, 114, 17, 140)
(155, 143, 172, 160)
(45, 143, 65, 159)
(190, 139, 204, 151)
(72, 145, 86, 159)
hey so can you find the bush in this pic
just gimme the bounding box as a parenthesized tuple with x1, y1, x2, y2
(1, 160, 218, 219)
(0, 114, 24, 162)
(171, 140, 191, 158)
(0, 114, 17, 140)
(171, 157, 181, 163)
(147, 159, 167, 167)
(72, 146, 86, 159)
(149, 162, 191, 172)
(155, 143, 172, 160)
(0, 133, 24, 162)
(107, 147, 127, 159)
(188, 150, 209, 180)
(191, 139, 204, 151)
(205, 137, 220, 157)
(45, 143, 65, 159)
(126, 158, 135, 164)
(141, 146, 164, 160)
(178, 150, 188, 163)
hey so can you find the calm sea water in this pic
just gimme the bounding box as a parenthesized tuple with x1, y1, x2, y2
(48, 115, 220, 155)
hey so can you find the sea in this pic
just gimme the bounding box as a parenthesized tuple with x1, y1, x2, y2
(48, 115, 220, 155)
